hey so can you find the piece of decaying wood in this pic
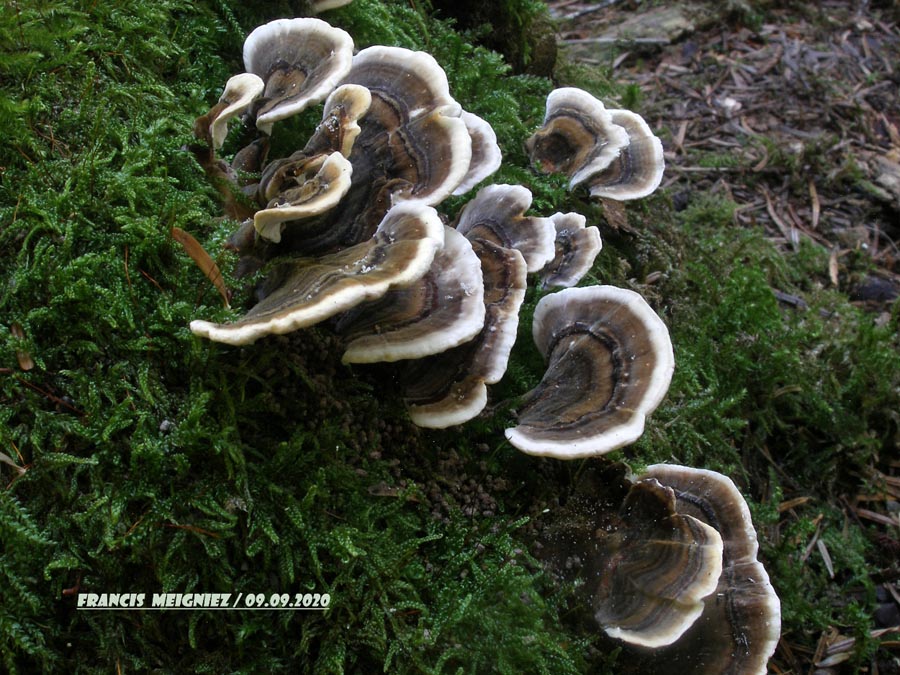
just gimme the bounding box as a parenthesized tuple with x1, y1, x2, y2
(171, 227, 231, 308)
(10, 322, 34, 371)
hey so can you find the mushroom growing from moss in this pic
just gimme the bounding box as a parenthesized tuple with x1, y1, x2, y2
(505, 285, 675, 458)
(526, 87, 665, 201)
(593, 477, 724, 647)
(538, 211, 602, 289)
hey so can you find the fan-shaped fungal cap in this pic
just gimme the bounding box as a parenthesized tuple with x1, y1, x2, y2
(243, 18, 354, 134)
(452, 111, 503, 196)
(402, 239, 528, 428)
(208, 73, 265, 150)
(505, 285, 674, 458)
(254, 152, 353, 243)
(635, 464, 782, 675)
(342, 46, 458, 123)
(190, 201, 444, 345)
(538, 212, 602, 289)
(336, 226, 485, 363)
(594, 478, 724, 648)
(454, 184, 555, 272)
(525, 87, 630, 189)
(587, 109, 665, 200)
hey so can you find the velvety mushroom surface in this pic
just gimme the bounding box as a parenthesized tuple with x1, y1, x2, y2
(593, 478, 724, 648)
(335, 226, 485, 364)
(454, 184, 555, 272)
(587, 109, 666, 200)
(628, 464, 782, 675)
(505, 285, 675, 458)
(525, 87, 630, 189)
(190, 202, 444, 345)
(538, 211, 603, 289)
(401, 238, 527, 428)
(243, 18, 354, 134)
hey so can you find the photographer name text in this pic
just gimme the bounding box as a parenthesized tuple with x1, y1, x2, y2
(76, 592, 330, 610)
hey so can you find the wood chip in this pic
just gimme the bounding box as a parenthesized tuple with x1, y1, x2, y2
(10, 322, 34, 371)
(171, 228, 232, 308)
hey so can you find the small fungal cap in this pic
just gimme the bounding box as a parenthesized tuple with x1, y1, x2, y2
(338, 226, 486, 364)
(254, 152, 353, 243)
(594, 478, 724, 648)
(587, 109, 665, 200)
(190, 201, 444, 345)
(209, 73, 265, 150)
(455, 184, 556, 272)
(304, 84, 373, 158)
(452, 111, 503, 196)
(538, 212, 603, 289)
(526, 87, 630, 189)
(243, 18, 354, 134)
(505, 285, 674, 458)
(638, 464, 782, 675)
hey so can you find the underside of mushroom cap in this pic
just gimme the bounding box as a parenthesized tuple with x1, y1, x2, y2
(587, 109, 665, 200)
(594, 478, 724, 648)
(505, 285, 674, 458)
(208, 73, 265, 150)
(402, 239, 527, 428)
(190, 201, 444, 345)
(454, 184, 555, 272)
(243, 18, 354, 134)
(526, 87, 630, 189)
(538, 211, 603, 289)
(634, 464, 782, 675)
(336, 226, 485, 364)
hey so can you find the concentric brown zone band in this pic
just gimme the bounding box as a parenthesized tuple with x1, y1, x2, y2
(527, 114, 597, 175)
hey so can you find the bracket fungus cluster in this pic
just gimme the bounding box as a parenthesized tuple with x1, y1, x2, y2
(188, 16, 672, 457)
(186, 16, 780, 669)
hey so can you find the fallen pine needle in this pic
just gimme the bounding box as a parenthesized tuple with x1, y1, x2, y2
(171, 227, 231, 308)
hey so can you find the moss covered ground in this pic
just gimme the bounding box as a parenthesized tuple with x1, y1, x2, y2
(1, 0, 898, 672)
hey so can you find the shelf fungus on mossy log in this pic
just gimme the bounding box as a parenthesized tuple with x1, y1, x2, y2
(504, 285, 675, 458)
(625, 464, 782, 675)
(199, 73, 265, 151)
(334, 226, 486, 364)
(243, 18, 354, 135)
(401, 238, 528, 428)
(452, 110, 503, 196)
(526, 87, 665, 201)
(593, 477, 724, 648)
(539, 211, 602, 289)
(189, 201, 444, 345)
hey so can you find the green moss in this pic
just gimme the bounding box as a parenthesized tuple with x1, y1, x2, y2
(3, 1, 898, 672)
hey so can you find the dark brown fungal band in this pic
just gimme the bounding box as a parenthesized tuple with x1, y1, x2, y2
(634, 465, 782, 675)
(303, 84, 373, 158)
(587, 109, 665, 200)
(505, 285, 674, 458)
(538, 211, 603, 289)
(594, 478, 724, 647)
(526, 87, 630, 189)
(454, 184, 555, 272)
(402, 239, 527, 428)
(337, 226, 485, 364)
(190, 201, 444, 345)
(243, 18, 354, 134)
